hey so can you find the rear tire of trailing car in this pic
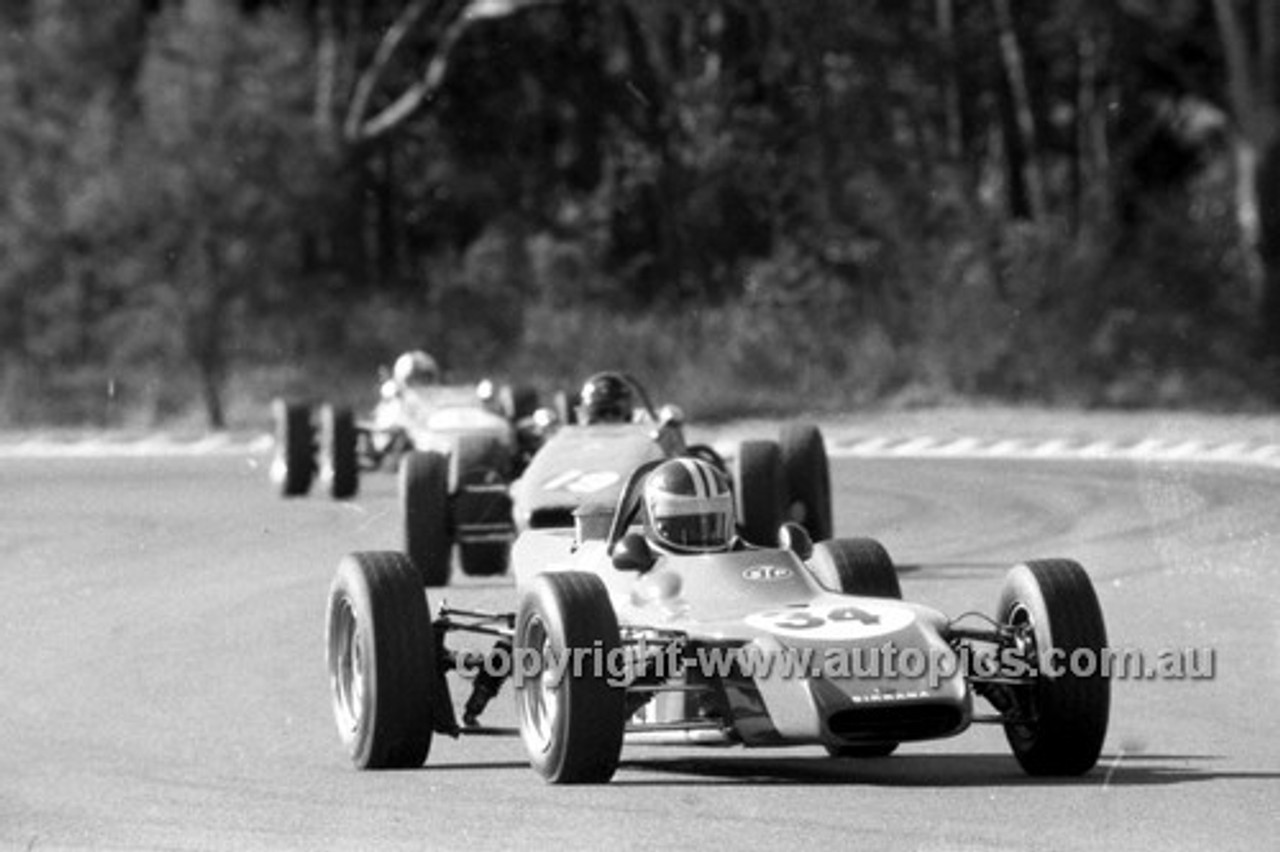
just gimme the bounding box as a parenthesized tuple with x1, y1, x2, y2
(997, 560, 1110, 776)
(400, 450, 452, 587)
(780, 423, 833, 542)
(271, 399, 314, 497)
(734, 440, 785, 546)
(319, 404, 359, 499)
(515, 572, 626, 784)
(810, 538, 902, 758)
(326, 551, 440, 769)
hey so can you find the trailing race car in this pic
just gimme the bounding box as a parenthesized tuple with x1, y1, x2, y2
(269, 350, 540, 501)
(397, 371, 833, 586)
(325, 456, 1110, 784)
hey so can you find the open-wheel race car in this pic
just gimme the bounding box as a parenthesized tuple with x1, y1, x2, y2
(325, 456, 1110, 784)
(398, 370, 835, 587)
(269, 350, 540, 501)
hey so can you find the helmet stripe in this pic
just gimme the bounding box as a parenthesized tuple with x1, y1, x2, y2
(679, 458, 705, 498)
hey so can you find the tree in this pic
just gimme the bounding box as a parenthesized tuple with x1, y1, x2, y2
(124, 0, 321, 427)
(1210, 0, 1280, 353)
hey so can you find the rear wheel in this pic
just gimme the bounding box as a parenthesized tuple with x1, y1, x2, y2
(807, 538, 901, 599)
(996, 560, 1110, 776)
(270, 399, 314, 497)
(515, 572, 626, 783)
(325, 551, 441, 769)
(400, 451, 452, 587)
(780, 424, 833, 541)
(733, 440, 785, 546)
(319, 404, 359, 499)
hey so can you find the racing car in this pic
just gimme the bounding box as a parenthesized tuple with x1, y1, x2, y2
(397, 371, 834, 586)
(325, 456, 1110, 784)
(269, 350, 540, 501)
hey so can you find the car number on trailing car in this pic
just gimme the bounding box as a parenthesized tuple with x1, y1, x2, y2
(541, 469, 621, 494)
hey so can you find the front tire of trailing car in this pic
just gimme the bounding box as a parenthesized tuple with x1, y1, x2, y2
(326, 551, 441, 769)
(319, 404, 359, 499)
(271, 399, 314, 497)
(734, 440, 786, 547)
(996, 560, 1110, 776)
(400, 450, 452, 587)
(780, 424, 833, 542)
(515, 572, 626, 784)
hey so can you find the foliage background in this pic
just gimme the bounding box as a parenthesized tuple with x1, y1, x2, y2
(1, 0, 1277, 429)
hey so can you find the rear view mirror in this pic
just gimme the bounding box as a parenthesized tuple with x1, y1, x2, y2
(612, 532, 656, 573)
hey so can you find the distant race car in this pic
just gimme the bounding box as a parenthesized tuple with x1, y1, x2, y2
(324, 458, 1110, 784)
(269, 350, 540, 504)
(397, 371, 834, 586)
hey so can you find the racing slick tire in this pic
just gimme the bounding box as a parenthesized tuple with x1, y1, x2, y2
(807, 538, 901, 599)
(734, 440, 786, 547)
(515, 572, 626, 784)
(271, 399, 315, 497)
(400, 450, 453, 587)
(996, 559, 1110, 776)
(780, 423, 833, 542)
(319, 404, 359, 500)
(325, 551, 442, 769)
(459, 542, 510, 577)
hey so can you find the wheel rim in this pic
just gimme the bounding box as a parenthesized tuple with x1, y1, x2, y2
(518, 615, 559, 754)
(330, 598, 365, 734)
(1005, 601, 1038, 742)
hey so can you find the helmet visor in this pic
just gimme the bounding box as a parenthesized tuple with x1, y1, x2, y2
(653, 511, 731, 550)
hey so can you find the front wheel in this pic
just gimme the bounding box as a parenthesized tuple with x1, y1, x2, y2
(325, 551, 442, 769)
(807, 538, 901, 599)
(996, 560, 1110, 776)
(319, 404, 359, 499)
(515, 572, 626, 783)
(270, 399, 314, 497)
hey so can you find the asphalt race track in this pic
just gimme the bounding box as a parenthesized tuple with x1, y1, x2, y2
(2, 442, 1278, 851)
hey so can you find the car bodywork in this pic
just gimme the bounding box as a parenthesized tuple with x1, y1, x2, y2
(270, 377, 537, 502)
(325, 460, 1111, 783)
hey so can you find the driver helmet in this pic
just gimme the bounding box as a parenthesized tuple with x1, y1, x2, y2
(578, 371, 633, 424)
(643, 458, 735, 553)
(393, 350, 440, 387)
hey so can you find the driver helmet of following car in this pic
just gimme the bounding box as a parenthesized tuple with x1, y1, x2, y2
(643, 458, 735, 553)
(393, 350, 440, 388)
(578, 371, 634, 424)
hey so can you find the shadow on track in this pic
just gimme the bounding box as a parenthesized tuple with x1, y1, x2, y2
(611, 752, 1274, 788)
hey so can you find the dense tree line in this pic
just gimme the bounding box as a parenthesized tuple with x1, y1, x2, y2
(1, 0, 1276, 427)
